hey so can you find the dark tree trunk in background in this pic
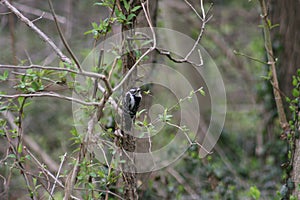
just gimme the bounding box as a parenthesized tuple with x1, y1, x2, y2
(271, 0, 300, 97)
(271, 0, 300, 198)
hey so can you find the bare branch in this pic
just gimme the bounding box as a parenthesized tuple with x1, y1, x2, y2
(141, 1, 156, 48)
(98, 83, 122, 116)
(49, 152, 67, 199)
(258, 0, 288, 127)
(166, 122, 211, 155)
(0, 64, 113, 93)
(233, 50, 268, 65)
(0, 92, 101, 106)
(47, 0, 82, 72)
(0, 0, 72, 65)
(184, 2, 212, 61)
(64, 151, 81, 200)
(157, 1, 213, 67)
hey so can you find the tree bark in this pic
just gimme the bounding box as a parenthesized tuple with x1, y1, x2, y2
(270, 0, 300, 198)
(271, 0, 300, 99)
(118, 1, 142, 199)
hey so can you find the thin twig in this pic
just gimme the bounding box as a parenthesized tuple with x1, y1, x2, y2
(23, 147, 54, 199)
(233, 50, 268, 65)
(47, 0, 82, 72)
(166, 122, 212, 155)
(64, 153, 80, 200)
(31, 12, 45, 23)
(141, 1, 156, 48)
(98, 83, 123, 116)
(156, 1, 213, 67)
(184, 0, 202, 20)
(24, 148, 64, 188)
(74, 187, 125, 200)
(49, 152, 67, 200)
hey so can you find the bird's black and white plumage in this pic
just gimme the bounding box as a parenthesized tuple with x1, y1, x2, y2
(123, 87, 142, 131)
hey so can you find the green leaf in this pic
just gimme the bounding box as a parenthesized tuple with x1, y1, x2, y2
(267, 19, 272, 27)
(89, 171, 97, 178)
(0, 105, 9, 112)
(127, 13, 136, 21)
(292, 76, 298, 86)
(8, 154, 16, 159)
(31, 81, 40, 92)
(33, 177, 37, 187)
(248, 186, 261, 200)
(131, 5, 141, 12)
(258, 24, 264, 29)
(91, 22, 98, 29)
(292, 88, 300, 97)
(17, 144, 23, 154)
(25, 155, 31, 160)
(200, 90, 205, 96)
(270, 23, 279, 29)
(0, 70, 9, 81)
(119, 13, 126, 21)
(289, 105, 296, 112)
(123, 0, 130, 12)
(260, 75, 270, 80)
(84, 30, 94, 35)
(18, 97, 25, 106)
(94, 2, 104, 6)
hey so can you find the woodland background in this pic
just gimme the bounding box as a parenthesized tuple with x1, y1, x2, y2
(0, 0, 300, 199)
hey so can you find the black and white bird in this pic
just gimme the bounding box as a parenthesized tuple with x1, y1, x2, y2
(123, 87, 142, 130)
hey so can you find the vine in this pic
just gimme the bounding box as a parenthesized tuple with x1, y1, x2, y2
(279, 70, 300, 199)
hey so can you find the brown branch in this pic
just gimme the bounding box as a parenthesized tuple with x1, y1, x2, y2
(0, 64, 105, 80)
(155, 1, 213, 67)
(0, 0, 72, 65)
(47, 0, 82, 72)
(49, 152, 67, 199)
(258, 0, 288, 128)
(0, 92, 101, 106)
(0, 64, 113, 94)
(64, 153, 80, 200)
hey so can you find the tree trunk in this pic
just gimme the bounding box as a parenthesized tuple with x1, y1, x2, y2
(271, 0, 300, 99)
(119, 1, 142, 199)
(271, 0, 300, 198)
